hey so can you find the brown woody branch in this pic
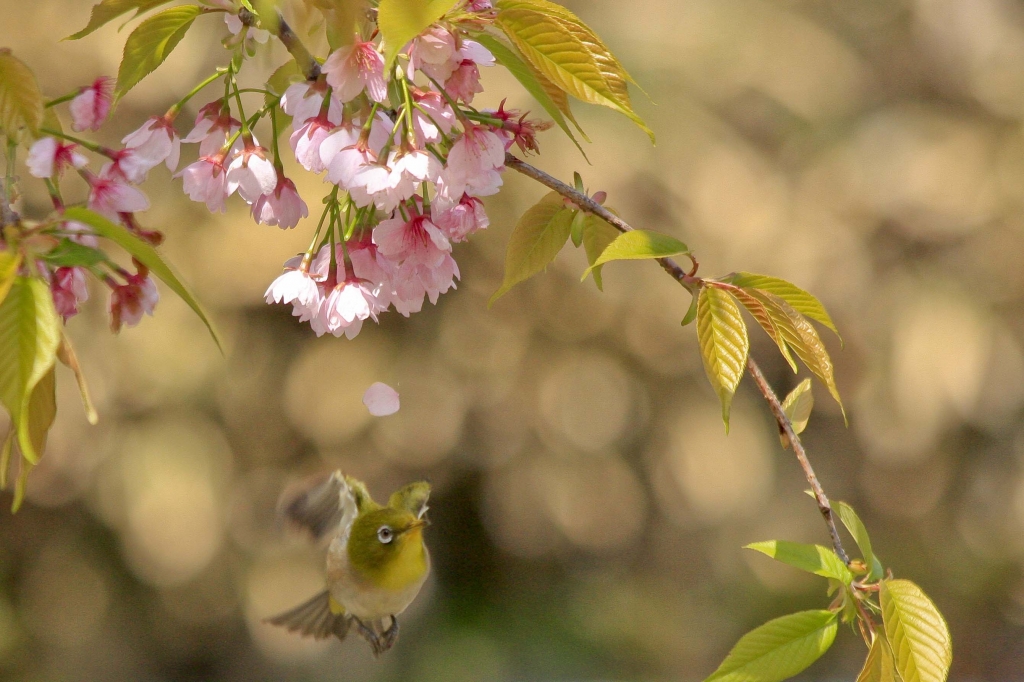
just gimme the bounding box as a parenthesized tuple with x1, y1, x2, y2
(505, 153, 851, 566)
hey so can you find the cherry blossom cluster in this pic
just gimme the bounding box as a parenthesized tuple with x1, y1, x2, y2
(23, 76, 179, 330)
(16, 1, 551, 342)
(182, 1, 547, 338)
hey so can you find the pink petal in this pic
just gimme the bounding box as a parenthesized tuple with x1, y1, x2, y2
(363, 382, 400, 416)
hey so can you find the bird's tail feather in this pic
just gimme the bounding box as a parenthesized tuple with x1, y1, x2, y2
(264, 590, 351, 641)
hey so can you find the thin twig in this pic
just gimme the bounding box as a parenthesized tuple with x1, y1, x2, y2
(744, 357, 850, 564)
(504, 153, 699, 290)
(505, 153, 851, 565)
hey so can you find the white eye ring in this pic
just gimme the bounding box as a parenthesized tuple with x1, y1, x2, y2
(377, 526, 394, 544)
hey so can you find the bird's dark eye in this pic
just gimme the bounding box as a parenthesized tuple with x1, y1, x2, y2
(377, 526, 394, 544)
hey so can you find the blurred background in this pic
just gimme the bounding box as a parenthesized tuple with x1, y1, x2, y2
(3, 0, 1024, 679)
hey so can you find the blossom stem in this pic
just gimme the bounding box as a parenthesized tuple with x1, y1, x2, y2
(269, 104, 282, 168)
(505, 152, 851, 566)
(169, 68, 227, 118)
(38, 127, 108, 156)
(1, 141, 18, 227)
(44, 91, 77, 109)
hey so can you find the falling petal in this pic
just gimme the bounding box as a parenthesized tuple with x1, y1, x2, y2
(363, 382, 400, 416)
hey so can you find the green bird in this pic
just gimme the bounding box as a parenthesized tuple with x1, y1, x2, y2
(265, 472, 431, 655)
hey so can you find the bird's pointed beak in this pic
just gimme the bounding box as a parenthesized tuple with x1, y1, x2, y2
(405, 518, 429, 533)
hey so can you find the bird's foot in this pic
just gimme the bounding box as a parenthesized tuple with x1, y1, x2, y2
(381, 616, 399, 651)
(353, 617, 385, 657)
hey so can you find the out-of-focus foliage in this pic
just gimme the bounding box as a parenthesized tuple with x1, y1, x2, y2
(2, 0, 1024, 680)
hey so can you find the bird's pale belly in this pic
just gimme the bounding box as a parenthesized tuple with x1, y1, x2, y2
(326, 541, 430, 620)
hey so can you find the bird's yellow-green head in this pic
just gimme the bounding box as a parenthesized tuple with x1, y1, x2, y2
(347, 481, 431, 590)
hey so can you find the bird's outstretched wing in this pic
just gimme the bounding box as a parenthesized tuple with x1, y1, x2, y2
(280, 470, 358, 543)
(264, 590, 351, 641)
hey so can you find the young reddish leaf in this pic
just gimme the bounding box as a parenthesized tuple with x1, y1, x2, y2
(745, 540, 852, 583)
(703, 610, 838, 682)
(114, 5, 205, 101)
(781, 378, 814, 440)
(0, 250, 21, 308)
(378, 0, 461, 70)
(63, 207, 222, 351)
(472, 32, 588, 154)
(0, 278, 61, 465)
(746, 289, 845, 419)
(581, 214, 619, 291)
(835, 500, 884, 581)
(66, 0, 174, 40)
(489, 192, 574, 305)
(857, 634, 899, 682)
(724, 272, 841, 340)
(57, 333, 98, 426)
(0, 49, 43, 139)
(880, 580, 952, 682)
(581, 229, 688, 280)
(696, 285, 749, 431)
(730, 285, 797, 373)
(495, 1, 654, 142)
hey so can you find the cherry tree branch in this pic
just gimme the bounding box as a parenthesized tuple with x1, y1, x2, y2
(505, 153, 851, 565)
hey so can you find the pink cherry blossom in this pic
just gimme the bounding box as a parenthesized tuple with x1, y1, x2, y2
(290, 112, 341, 173)
(182, 101, 241, 157)
(432, 194, 489, 242)
(122, 115, 181, 173)
(406, 27, 458, 82)
(50, 266, 89, 320)
(363, 382, 400, 416)
(225, 12, 270, 43)
(177, 153, 233, 213)
(63, 220, 99, 248)
(373, 212, 459, 312)
(445, 61, 483, 103)
(322, 38, 387, 103)
(410, 89, 455, 146)
(265, 268, 320, 309)
(313, 279, 381, 339)
(109, 273, 159, 331)
(70, 77, 113, 132)
(226, 138, 277, 203)
(87, 169, 150, 220)
(252, 174, 308, 229)
(440, 125, 506, 199)
(281, 82, 341, 132)
(26, 137, 87, 179)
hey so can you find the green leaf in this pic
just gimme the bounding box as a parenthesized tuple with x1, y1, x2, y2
(881, 580, 952, 682)
(0, 250, 21, 308)
(581, 214, 619, 291)
(0, 430, 11, 489)
(472, 32, 587, 155)
(569, 210, 585, 247)
(730, 285, 797, 373)
(378, 0, 461, 70)
(745, 540, 853, 583)
(681, 290, 698, 326)
(495, 1, 654, 142)
(63, 207, 223, 351)
(724, 272, 841, 340)
(581, 229, 688, 280)
(265, 58, 302, 104)
(114, 5, 205, 101)
(0, 49, 43, 139)
(745, 288, 845, 419)
(836, 501, 884, 581)
(0, 278, 61, 465)
(696, 285, 749, 430)
(704, 610, 838, 682)
(781, 378, 814, 436)
(489, 192, 574, 305)
(858, 634, 900, 682)
(66, 0, 174, 40)
(41, 239, 108, 268)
